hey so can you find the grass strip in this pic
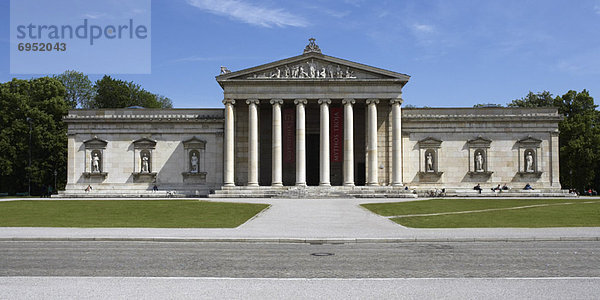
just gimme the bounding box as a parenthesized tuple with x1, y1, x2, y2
(361, 198, 596, 216)
(390, 201, 600, 228)
(0, 200, 269, 228)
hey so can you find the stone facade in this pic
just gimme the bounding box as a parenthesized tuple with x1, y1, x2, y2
(401, 107, 561, 190)
(62, 40, 563, 197)
(62, 109, 224, 197)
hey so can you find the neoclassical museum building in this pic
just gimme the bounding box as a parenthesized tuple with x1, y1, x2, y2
(62, 40, 563, 197)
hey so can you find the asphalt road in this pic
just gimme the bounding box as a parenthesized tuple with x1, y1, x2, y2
(1, 241, 599, 278)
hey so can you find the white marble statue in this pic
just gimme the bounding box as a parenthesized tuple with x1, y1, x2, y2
(327, 65, 334, 78)
(320, 67, 327, 78)
(475, 152, 483, 172)
(345, 67, 355, 78)
(190, 152, 199, 173)
(141, 153, 149, 173)
(299, 66, 308, 78)
(526, 152, 534, 172)
(426, 152, 434, 172)
(91, 153, 100, 173)
(308, 60, 316, 78)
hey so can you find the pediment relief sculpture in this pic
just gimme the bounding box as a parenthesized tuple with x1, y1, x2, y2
(245, 58, 367, 80)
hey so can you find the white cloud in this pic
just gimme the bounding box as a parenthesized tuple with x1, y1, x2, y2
(186, 0, 308, 27)
(81, 13, 108, 19)
(412, 23, 435, 34)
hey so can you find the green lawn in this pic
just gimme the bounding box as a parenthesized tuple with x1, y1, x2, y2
(0, 200, 269, 228)
(362, 198, 600, 228)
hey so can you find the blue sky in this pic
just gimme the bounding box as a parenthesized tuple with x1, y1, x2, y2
(1, 0, 600, 108)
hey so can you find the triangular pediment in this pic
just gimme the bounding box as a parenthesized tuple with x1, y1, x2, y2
(183, 136, 206, 149)
(133, 137, 156, 149)
(517, 136, 542, 146)
(216, 52, 410, 85)
(83, 136, 107, 149)
(468, 136, 492, 147)
(418, 137, 442, 148)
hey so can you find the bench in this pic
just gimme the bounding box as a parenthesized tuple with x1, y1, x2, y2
(0, 192, 8, 197)
(15, 192, 29, 196)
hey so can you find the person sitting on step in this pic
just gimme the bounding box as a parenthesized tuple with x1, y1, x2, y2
(473, 183, 482, 194)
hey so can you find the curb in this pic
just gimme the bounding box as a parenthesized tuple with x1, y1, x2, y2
(1, 237, 598, 243)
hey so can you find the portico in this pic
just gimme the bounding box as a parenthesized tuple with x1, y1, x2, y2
(216, 39, 408, 188)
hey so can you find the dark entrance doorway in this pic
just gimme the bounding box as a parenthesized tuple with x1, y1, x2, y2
(306, 133, 320, 186)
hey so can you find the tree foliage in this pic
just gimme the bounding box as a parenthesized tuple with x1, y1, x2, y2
(508, 90, 600, 192)
(0, 77, 68, 195)
(508, 91, 555, 108)
(88, 75, 172, 109)
(0, 72, 173, 195)
(53, 70, 95, 108)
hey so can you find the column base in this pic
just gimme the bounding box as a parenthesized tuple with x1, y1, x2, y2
(223, 183, 235, 187)
(367, 183, 379, 186)
(295, 183, 307, 187)
(343, 183, 355, 187)
(391, 183, 404, 187)
(319, 183, 331, 187)
(271, 182, 283, 187)
(247, 183, 259, 187)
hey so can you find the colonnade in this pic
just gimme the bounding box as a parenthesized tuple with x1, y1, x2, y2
(222, 98, 403, 187)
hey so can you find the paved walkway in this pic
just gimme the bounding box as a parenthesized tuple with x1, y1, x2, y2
(1, 197, 599, 242)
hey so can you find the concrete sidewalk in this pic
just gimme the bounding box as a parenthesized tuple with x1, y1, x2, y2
(1, 197, 599, 243)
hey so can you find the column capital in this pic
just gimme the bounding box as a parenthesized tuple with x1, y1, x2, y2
(366, 98, 380, 105)
(342, 98, 355, 105)
(318, 98, 331, 105)
(246, 99, 260, 105)
(222, 99, 236, 105)
(270, 98, 283, 105)
(390, 98, 403, 105)
(294, 99, 307, 105)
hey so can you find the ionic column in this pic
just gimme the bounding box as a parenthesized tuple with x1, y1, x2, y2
(246, 99, 259, 187)
(318, 98, 331, 186)
(390, 98, 403, 186)
(342, 98, 355, 186)
(223, 99, 235, 187)
(295, 99, 307, 186)
(366, 98, 379, 186)
(270, 99, 283, 187)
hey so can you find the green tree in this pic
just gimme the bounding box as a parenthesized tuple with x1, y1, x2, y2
(507, 90, 600, 192)
(90, 75, 172, 108)
(53, 70, 95, 108)
(553, 90, 600, 191)
(0, 77, 68, 195)
(508, 91, 555, 108)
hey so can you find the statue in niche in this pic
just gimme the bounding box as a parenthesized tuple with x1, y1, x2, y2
(327, 65, 335, 78)
(475, 152, 484, 172)
(284, 65, 290, 78)
(426, 152, 434, 172)
(292, 65, 299, 78)
(91, 152, 101, 173)
(141, 152, 149, 173)
(320, 67, 327, 78)
(190, 152, 199, 173)
(526, 151, 534, 172)
(336, 65, 342, 78)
